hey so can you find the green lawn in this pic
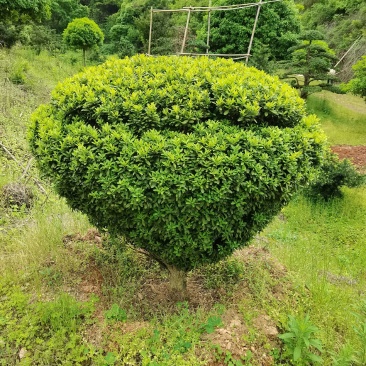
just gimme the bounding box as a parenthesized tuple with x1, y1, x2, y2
(307, 91, 366, 145)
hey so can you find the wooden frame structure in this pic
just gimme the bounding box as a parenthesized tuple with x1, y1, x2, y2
(147, 0, 282, 63)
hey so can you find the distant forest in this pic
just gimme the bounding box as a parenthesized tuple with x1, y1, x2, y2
(1, 0, 365, 79)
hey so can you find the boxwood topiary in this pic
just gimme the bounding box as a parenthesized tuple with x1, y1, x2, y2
(29, 55, 327, 295)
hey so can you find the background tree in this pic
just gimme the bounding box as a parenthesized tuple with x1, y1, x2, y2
(106, 0, 170, 56)
(342, 56, 366, 101)
(0, 23, 18, 48)
(201, 0, 300, 67)
(48, 0, 90, 33)
(0, 0, 51, 48)
(29, 55, 327, 297)
(19, 24, 58, 54)
(63, 17, 104, 66)
(282, 30, 337, 99)
(78, 0, 121, 25)
(0, 0, 51, 24)
(298, 0, 366, 53)
(294, 0, 366, 81)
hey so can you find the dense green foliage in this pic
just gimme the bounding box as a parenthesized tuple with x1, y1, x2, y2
(105, 0, 301, 64)
(0, 0, 52, 48)
(29, 55, 327, 273)
(0, 0, 51, 23)
(283, 30, 337, 99)
(48, 0, 89, 33)
(343, 56, 366, 101)
(297, 0, 366, 53)
(63, 17, 104, 65)
(106, 0, 170, 57)
(203, 0, 300, 63)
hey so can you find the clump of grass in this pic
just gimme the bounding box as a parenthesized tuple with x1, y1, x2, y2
(0, 284, 99, 364)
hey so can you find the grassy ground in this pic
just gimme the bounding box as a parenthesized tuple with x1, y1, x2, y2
(1, 48, 366, 365)
(306, 91, 366, 146)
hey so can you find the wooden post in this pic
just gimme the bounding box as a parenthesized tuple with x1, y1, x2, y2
(148, 7, 153, 55)
(206, 0, 212, 54)
(181, 7, 192, 54)
(149, 0, 278, 59)
(246, 0, 263, 64)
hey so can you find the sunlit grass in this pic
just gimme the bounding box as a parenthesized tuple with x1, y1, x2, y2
(262, 186, 366, 361)
(307, 91, 366, 145)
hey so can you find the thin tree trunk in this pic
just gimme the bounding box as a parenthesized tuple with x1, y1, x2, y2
(301, 74, 310, 99)
(166, 264, 187, 300)
(82, 48, 86, 67)
(133, 247, 188, 300)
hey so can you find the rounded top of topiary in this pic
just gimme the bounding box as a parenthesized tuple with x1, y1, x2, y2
(29, 55, 327, 272)
(50, 55, 305, 133)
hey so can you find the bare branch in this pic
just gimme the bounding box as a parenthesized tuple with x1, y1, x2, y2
(133, 247, 168, 270)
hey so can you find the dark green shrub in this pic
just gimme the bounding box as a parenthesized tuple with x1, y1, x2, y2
(322, 84, 346, 95)
(305, 153, 365, 201)
(29, 55, 327, 294)
(0, 23, 18, 48)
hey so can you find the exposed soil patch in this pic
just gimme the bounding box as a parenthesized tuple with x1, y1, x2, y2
(331, 145, 366, 173)
(62, 232, 288, 365)
(205, 308, 279, 366)
(63, 227, 103, 247)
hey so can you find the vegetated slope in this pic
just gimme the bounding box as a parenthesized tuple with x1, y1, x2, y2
(296, 0, 366, 81)
(307, 90, 366, 146)
(308, 90, 366, 172)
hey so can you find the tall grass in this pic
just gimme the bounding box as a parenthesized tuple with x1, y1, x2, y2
(0, 46, 91, 286)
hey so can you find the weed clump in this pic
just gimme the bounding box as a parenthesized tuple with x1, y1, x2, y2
(279, 314, 323, 365)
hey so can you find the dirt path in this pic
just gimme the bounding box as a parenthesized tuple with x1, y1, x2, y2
(331, 145, 366, 173)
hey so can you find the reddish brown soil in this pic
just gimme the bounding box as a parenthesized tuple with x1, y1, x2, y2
(331, 145, 366, 173)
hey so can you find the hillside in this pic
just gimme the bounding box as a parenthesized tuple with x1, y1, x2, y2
(295, 0, 366, 80)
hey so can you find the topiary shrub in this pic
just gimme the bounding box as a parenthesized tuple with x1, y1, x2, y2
(305, 153, 365, 201)
(29, 55, 327, 296)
